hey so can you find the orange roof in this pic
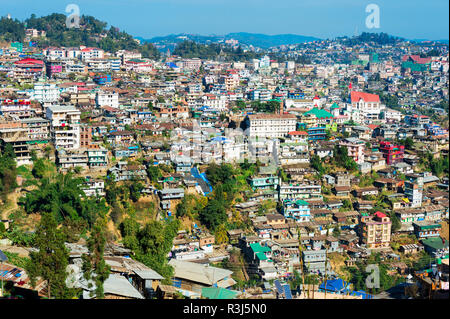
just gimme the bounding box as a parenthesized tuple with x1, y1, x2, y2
(289, 131, 308, 136)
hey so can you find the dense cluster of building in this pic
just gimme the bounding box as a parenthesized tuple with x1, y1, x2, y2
(0, 32, 448, 300)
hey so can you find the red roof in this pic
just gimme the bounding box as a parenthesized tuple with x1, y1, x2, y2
(14, 58, 44, 65)
(350, 91, 380, 103)
(402, 55, 432, 64)
(367, 124, 379, 130)
(374, 211, 387, 219)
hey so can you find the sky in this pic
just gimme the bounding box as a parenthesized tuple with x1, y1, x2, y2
(0, 0, 448, 40)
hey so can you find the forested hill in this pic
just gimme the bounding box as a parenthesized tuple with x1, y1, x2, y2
(0, 14, 160, 59)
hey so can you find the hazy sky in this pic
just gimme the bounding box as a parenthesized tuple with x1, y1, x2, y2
(0, 0, 448, 40)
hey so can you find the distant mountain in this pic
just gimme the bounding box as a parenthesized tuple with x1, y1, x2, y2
(137, 32, 321, 49)
(410, 39, 449, 44)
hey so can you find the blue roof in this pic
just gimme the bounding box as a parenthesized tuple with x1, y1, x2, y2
(350, 290, 374, 299)
(211, 136, 228, 142)
(319, 279, 349, 292)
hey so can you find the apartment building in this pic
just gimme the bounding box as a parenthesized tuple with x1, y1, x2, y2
(379, 141, 405, 165)
(404, 173, 424, 208)
(247, 114, 297, 138)
(45, 105, 81, 150)
(279, 182, 322, 201)
(360, 211, 392, 249)
(339, 137, 365, 164)
(31, 83, 61, 103)
(96, 91, 119, 108)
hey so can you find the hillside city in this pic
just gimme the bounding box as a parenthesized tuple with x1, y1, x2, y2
(0, 13, 449, 301)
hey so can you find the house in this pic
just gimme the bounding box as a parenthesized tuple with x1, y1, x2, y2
(102, 274, 145, 299)
(108, 162, 147, 181)
(420, 237, 449, 259)
(353, 187, 379, 198)
(82, 177, 105, 197)
(168, 259, 235, 298)
(333, 186, 351, 197)
(158, 188, 185, 201)
(399, 244, 423, 255)
(413, 221, 441, 239)
(283, 199, 311, 222)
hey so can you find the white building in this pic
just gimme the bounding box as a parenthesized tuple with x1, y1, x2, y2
(31, 83, 60, 103)
(247, 114, 297, 138)
(46, 105, 81, 150)
(96, 91, 119, 108)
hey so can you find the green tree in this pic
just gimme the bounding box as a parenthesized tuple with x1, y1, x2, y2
(26, 212, 75, 299)
(81, 216, 110, 298)
(0, 143, 18, 200)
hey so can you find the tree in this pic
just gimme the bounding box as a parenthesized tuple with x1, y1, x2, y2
(147, 165, 162, 183)
(199, 199, 227, 231)
(26, 212, 75, 299)
(310, 155, 326, 176)
(128, 180, 144, 202)
(0, 143, 17, 200)
(132, 219, 180, 282)
(81, 216, 110, 298)
(215, 224, 229, 245)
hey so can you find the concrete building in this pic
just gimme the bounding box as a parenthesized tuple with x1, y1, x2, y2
(360, 211, 392, 249)
(45, 105, 81, 150)
(246, 114, 297, 138)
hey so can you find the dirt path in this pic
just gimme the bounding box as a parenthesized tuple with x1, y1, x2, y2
(1, 192, 20, 220)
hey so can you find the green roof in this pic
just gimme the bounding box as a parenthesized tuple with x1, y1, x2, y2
(295, 199, 309, 206)
(255, 252, 268, 261)
(330, 103, 340, 109)
(201, 287, 239, 300)
(303, 107, 334, 119)
(421, 237, 449, 250)
(250, 242, 271, 253)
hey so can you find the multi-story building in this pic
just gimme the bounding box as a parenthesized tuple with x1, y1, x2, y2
(21, 117, 50, 142)
(279, 182, 322, 201)
(80, 47, 104, 61)
(87, 146, 108, 168)
(360, 211, 392, 249)
(307, 126, 327, 141)
(96, 91, 119, 108)
(80, 125, 92, 148)
(404, 173, 424, 208)
(349, 91, 383, 122)
(0, 99, 33, 118)
(413, 221, 441, 239)
(57, 149, 88, 170)
(339, 137, 365, 164)
(379, 141, 404, 165)
(82, 177, 106, 197)
(45, 105, 81, 150)
(246, 114, 297, 138)
(282, 199, 311, 222)
(31, 83, 61, 103)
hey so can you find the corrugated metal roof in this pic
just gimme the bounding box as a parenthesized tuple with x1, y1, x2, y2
(168, 259, 232, 285)
(103, 274, 144, 299)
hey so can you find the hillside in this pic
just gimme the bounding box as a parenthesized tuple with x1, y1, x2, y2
(0, 14, 160, 59)
(139, 32, 321, 49)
